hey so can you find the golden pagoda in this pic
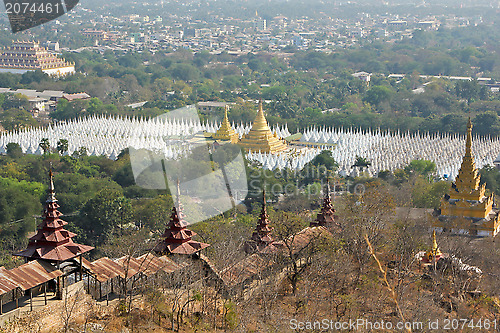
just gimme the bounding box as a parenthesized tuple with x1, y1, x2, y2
(436, 118, 500, 236)
(421, 231, 443, 264)
(213, 105, 239, 144)
(238, 100, 288, 153)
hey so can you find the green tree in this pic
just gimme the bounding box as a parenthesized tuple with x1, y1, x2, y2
(0, 108, 37, 131)
(39, 138, 51, 155)
(76, 189, 133, 246)
(363, 86, 393, 106)
(473, 111, 500, 136)
(57, 139, 69, 156)
(404, 159, 436, 179)
(352, 156, 372, 172)
(6, 142, 23, 158)
(0, 178, 43, 244)
(455, 80, 480, 103)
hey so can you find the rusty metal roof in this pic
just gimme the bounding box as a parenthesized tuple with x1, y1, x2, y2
(89, 257, 126, 282)
(115, 256, 143, 279)
(82, 254, 189, 283)
(7, 260, 63, 291)
(220, 254, 273, 287)
(0, 267, 21, 296)
(221, 227, 331, 287)
(136, 253, 186, 276)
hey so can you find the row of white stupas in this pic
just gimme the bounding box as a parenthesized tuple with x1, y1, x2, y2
(295, 126, 500, 179)
(0, 114, 499, 179)
(0, 115, 289, 162)
(246, 147, 323, 171)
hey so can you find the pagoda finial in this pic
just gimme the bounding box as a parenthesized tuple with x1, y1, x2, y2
(262, 188, 266, 210)
(431, 230, 440, 255)
(224, 104, 230, 121)
(49, 168, 54, 192)
(325, 177, 331, 200)
(423, 230, 442, 263)
(175, 178, 181, 211)
(46, 168, 57, 203)
(466, 117, 472, 157)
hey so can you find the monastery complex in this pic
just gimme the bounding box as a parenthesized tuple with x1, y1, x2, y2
(0, 41, 75, 77)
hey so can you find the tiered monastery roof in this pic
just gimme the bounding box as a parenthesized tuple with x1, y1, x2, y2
(245, 191, 276, 253)
(311, 180, 340, 230)
(15, 170, 94, 262)
(154, 183, 210, 255)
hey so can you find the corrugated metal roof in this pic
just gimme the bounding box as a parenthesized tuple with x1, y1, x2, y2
(115, 256, 143, 279)
(220, 254, 272, 287)
(136, 253, 186, 276)
(90, 257, 126, 282)
(81, 254, 189, 284)
(7, 260, 63, 291)
(0, 267, 21, 295)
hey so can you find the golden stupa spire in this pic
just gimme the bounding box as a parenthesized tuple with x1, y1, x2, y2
(253, 100, 271, 132)
(431, 230, 441, 257)
(213, 105, 239, 144)
(238, 100, 288, 153)
(423, 230, 442, 263)
(465, 117, 472, 157)
(454, 117, 481, 193)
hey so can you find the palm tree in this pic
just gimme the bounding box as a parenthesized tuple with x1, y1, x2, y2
(39, 138, 50, 155)
(352, 156, 372, 172)
(57, 139, 69, 155)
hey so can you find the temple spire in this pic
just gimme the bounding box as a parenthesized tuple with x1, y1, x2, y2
(311, 179, 339, 230)
(47, 169, 56, 203)
(15, 170, 94, 262)
(465, 117, 472, 157)
(239, 100, 288, 153)
(245, 189, 274, 253)
(213, 105, 239, 143)
(153, 179, 210, 256)
(437, 118, 499, 236)
(454, 117, 481, 193)
(422, 230, 442, 263)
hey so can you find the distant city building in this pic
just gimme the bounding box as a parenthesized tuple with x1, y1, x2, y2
(0, 41, 75, 77)
(43, 41, 60, 52)
(62, 92, 91, 102)
(352, 71, 372, 85)
(417, 20, 440, 30)
(82, 30, 109, 40)
(387, 20, 408, 30)
(197, 101, 229, 114)
(256, 19, 267, 31)
(183, 28, 200, 38)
